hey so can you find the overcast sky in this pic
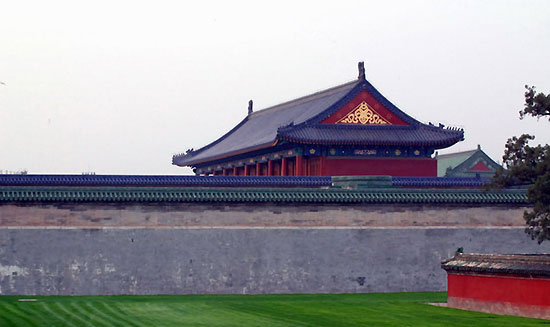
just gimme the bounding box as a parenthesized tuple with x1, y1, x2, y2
(1, 0, 549, 175)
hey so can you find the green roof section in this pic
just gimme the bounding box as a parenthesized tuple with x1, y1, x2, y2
(436, 145, 501, 177)
(0, 186, 527, 204)
(436, 149, 477, 177)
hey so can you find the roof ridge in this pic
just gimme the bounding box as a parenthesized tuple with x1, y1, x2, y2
(445, 253, 550, 266)
(249, 80, 358, 118)
(436, 149, 478, 158)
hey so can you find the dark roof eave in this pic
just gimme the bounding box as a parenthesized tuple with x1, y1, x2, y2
(278, 135, 463, 148)
(173, 141, 278, 167)
(441, 253, 550, 277)
(172, 116, 252, 167)
(442, 265, 550, 277)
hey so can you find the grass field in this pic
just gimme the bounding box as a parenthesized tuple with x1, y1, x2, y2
(0, 292, 546, 326)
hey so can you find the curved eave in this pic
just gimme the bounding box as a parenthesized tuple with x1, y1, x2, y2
(278, 135, 462, 148)
(277, 125, 464, 148)
(173, 141, 278, 167)
(172, 115, 252, 167)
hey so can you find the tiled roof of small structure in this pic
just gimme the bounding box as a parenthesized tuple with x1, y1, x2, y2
(442, 253, 550, 277)
(173, 66, 464, 166)
(446, 148, 501, 174)
(436, 149, 478, 160)
(0, 174, 489, 188)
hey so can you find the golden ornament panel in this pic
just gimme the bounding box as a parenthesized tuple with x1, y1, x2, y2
(336, 101, 391, 125)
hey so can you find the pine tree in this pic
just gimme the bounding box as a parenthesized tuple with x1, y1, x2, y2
(492, 86, 550, 243)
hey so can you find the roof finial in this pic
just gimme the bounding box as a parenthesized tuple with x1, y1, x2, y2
(248, 100, 253, 115)
(358, 62, 365, 80)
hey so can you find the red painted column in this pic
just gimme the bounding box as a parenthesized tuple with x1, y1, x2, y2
(320, 156, 325, 176)
(295, 155, 303, 176)
(233, 167, 238, 176)
(268, 160, 273, 176)
(222, 169, 227, 176)
(244, 165, 249, 176)
(281, 157, 287, 176)
(256, 162, 261, 176)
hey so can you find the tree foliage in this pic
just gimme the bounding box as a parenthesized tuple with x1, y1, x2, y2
(521, 86, 550, 120)
(492, 86, 550, 243)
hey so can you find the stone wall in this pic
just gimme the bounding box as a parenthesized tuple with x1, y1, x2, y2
(1, 202, 548, 295)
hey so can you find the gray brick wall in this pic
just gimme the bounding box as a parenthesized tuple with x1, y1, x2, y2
(1, 227, 549, 295)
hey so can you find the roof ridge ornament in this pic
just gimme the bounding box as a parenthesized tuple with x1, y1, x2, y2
(248, 100, 253, 115)
(358, 62, 366, 80)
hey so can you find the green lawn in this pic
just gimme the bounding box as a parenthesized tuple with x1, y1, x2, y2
(0, 292, 546, 327)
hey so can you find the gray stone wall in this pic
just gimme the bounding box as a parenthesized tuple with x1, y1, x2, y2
(1, 201, 548, 295)
(1, 227, 549, 295)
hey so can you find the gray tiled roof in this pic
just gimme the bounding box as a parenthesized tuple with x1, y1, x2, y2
(174, 81, 358, 165)
(442, 253, 550, 276)
(278, 124, 463, 146)
(173, 75, 464, 166)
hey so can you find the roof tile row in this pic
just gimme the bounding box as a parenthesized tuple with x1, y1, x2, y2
(278, 124, 463, 147)
(0, 186, 527, 204)
(0, 175, 488, 188)
(442, 253, 550, 277)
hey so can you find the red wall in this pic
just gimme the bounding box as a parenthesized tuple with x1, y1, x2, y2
(448, 273, 550, 307)
(321, 157, 437, 177)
